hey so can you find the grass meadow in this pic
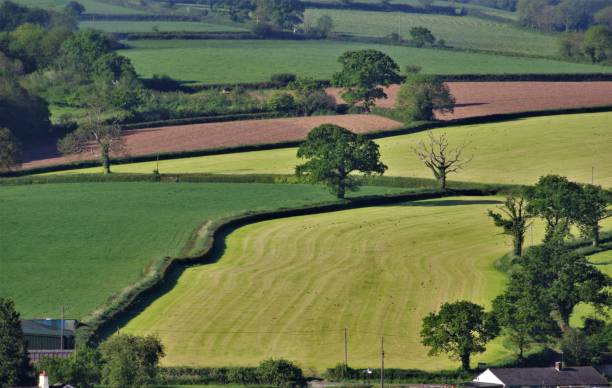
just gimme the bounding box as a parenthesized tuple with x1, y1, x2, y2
(304, 9, 556, 56)
(118, 40, 612, 84)
(124, 196, 611, 370)
(79, 20, 247, 33)
(12, 0, 146, 14)
(65, 112, 612, 187)
(0, 182, 403, 319)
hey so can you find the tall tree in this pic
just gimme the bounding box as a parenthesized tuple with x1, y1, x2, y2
(488, 191, 532, 256)
(0, 127, 22, 171)
(412, 131, 471, 190)
(58, 105, 124, 174)
(409, 26, 436, 47)
(575, 184, 611, 247)
(59, 29, 114, 76)
(526, 175, 582, 243)
(396, 75, 455, 121)
(0, 298, 32, 388)
(296, 124, 387, 198)
(332, 49, 402, 112)
(584, 25, 612, 63)
(420, 300, 499, 370)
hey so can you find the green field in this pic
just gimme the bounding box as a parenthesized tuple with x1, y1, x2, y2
(80, 20, 246, 32)
(65, 112, 612, 187)
(0, 182, 403, 319)
(304, 9, 555, 56)
(12, 0, 146, 14)
(119, 40, 612, 84)
(124, 196, 611, 370)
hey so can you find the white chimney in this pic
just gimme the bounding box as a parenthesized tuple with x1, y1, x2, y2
(39, 370, 49, 388)
(555, 361, 563, 371)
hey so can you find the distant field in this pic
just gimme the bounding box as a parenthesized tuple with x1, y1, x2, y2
(121, 196, 562, 370)
(119, 40, 612, 84)
(0, 182, 402, 319)
(64, 112, 612, 187)
(80, 20, 246, 32)
(304, 9, 556, 55)
(12, 0, 146, 14)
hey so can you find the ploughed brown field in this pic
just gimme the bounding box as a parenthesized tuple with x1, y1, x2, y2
(22, 115, 403, 169)
(328, 81, 612, 119)
(23, 82, 612, 170)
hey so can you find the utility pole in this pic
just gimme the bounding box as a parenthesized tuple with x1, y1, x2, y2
(344, 328, 348, 368)
(381, 336, 385, 388)
(60, 306, 64, 351)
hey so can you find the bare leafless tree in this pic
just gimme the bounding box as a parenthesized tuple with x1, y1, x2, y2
(412, 131, 471, 190)
(58, 104, 124, 174)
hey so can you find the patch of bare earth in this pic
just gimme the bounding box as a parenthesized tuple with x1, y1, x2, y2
(22, 114, 403, 169)
(327, 81, 612, 119)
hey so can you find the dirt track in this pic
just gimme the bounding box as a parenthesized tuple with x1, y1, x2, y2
(23, 82, 612, 170)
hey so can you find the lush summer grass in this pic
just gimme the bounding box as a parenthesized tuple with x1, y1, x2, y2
(12, 0, 147, 14)
(122, 196, 556, 371)
(118, 40, 612, 84)
(0, 182, 403, 319)
(80, 20, 247, 33)
(67, 112, 612, 187)
(304, 9, 556, 56)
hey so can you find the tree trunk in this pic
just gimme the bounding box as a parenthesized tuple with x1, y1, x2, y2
(592, 225, 600, 247)
(101, 145, 111, 174)
(438, 173, 447, 191)
(460, 352, 470, 371)
(337, 181, 346, 199)
(513, 232, 524, 257)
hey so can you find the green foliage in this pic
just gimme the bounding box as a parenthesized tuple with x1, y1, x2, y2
(155, 366, 260, 385)
(584, 25, 612, 63)
(332, 49, 401, 111)
(487, 191, 532, 256)
(253, 0, 304, 29)
(269, 73, 296, 85)
(420, 300, 499, 370)
(323, 365, 472, 383)
(396, 75, 455, 121)
(256, 359, 305, 388)
(409, 26, 436, 48)
(0, 298, 32, 388)
(100, 333, 165, 388)
(37, 346, 101, 388)
(0, 127, 22, 171)
(296, 124, 387, 198)
(65, 1, 86, 15)
(60, 29, 114, 76)
(560, 328, 604, 366)
(575, 184, 611, 247)
(268, 92, 296, 114)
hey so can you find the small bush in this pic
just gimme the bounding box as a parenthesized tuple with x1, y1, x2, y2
(269, 92, 296, 114)
(257, 358, 306, 388)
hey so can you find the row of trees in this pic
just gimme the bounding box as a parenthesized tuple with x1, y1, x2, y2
(420, 175, 611, 370)
(517, 0, 612, 32)
(559, 25, 612, 64)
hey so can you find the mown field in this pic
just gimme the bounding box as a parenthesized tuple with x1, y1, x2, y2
(66, 112, 612, 187)
(12, 0, 146, 14)
(125, 196, 612, 371)
(0, 182, 403, 319)
(119, 40, 612, 84)
(304, 9, 556, 56)
(79, 20, 247, 32)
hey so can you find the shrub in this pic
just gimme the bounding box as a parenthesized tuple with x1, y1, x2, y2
(257, 358, 306, 388)
(297, 90, 336, 116)
(268, 92, 296, 114)
(270, 73, 297, 85)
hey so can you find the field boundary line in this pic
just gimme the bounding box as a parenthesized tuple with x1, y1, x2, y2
(7, 105, 612, 178)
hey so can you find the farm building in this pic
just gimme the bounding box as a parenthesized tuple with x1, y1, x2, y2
(21, 319, 77, 353)
(472, 363, 610, 388)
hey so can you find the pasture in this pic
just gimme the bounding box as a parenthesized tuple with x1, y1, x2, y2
(125, 196, 590, 370)
(11, 0, 146, 14)
(0, 182, 403, 319)
(79, 20, 247, 33)
(304, 9, 556, 56)
(64, 112, 612, 187)
(118, 40, 612, 84)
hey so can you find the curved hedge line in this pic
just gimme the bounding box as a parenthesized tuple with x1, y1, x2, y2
(6, 105, 612, 178)
(80, 188, 497, 345)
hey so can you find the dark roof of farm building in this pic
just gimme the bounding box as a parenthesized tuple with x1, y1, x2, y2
(488, 366, 609, 386)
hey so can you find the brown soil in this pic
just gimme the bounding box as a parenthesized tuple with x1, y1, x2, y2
(22, 114, 403, 169)
(328, 81, 612, 119)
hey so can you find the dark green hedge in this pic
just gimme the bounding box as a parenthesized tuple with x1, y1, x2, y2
(323, 365, 472, 383)
(156, 366, 260, 385)
(80, 13, 205, 21)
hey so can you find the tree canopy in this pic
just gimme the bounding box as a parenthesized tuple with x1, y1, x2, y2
(296, 124, 387, 198)
(396, 75, 455, 121)
(0, 298, 32, 388)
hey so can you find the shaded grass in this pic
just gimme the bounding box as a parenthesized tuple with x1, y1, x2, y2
(119, 40, 612, 85)
(122, 196, 553, 371)
(12, 0, 147, 14)
(80, 20, 247, 33)
(62, 112, 612, 187)
(0, 182, 404, 319)
(304, 9, 557, 56)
